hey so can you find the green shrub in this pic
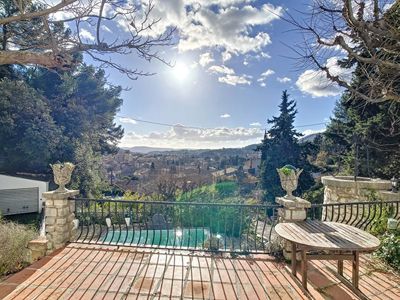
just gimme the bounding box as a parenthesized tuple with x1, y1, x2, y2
(204, 236, 221, 251)
(279, 165, 296, 176)
(214, 181, 238, 198)
(302, 182, 324, 204)
(375, 230, 400, 272)
(0, 221, 37, 276)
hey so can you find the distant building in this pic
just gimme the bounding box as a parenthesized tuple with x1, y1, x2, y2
(212, 167, 238, 182)
(0, 174, 48, 216)
(244, 158, 261, 176)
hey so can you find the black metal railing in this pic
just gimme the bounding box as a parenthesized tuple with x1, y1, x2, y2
(308, 200, 400, 234)
(70, 198, 281, 253)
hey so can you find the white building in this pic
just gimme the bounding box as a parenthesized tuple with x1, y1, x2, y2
(0, 174, 49, 216)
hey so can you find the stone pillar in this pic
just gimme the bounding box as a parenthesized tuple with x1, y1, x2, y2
(276, 196, 311, 260)
(43, 190, 79, 252)
(276, 196, 311, 222)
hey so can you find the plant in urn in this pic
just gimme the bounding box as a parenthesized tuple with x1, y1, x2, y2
(277, 165, 303, 200)
(50, 162, 75, 192)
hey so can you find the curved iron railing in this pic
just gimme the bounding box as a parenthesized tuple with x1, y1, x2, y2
(69, 197, 400, 253)
(308, 200, 400, 233)
(70, 198, 281, 253)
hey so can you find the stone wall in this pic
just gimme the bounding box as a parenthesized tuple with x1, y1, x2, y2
(321, 176, 396, 224)
(322, 176, 392, 204)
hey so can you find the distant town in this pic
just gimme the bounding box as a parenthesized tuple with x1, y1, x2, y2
(102, 145, 262, 197)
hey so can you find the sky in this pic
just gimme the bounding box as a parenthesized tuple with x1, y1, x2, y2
(83, 0, 348, 149)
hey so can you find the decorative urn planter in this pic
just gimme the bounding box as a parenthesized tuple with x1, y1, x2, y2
(277, 165, 303, 200)
(50, 162, 75, 192)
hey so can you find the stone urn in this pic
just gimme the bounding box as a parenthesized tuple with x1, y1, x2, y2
(50, 162, 75, 192)
(277, 165, 303, 200)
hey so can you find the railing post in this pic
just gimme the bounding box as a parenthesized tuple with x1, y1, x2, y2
(43, 190, 79, 252)
(276, 196, 311, 260)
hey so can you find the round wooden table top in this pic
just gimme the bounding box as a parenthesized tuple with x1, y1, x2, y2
(275, 220, 381, 251)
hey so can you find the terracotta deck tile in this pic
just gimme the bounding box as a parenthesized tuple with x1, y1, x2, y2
(0, 283, 19, 299)
(6, 285, 46, 300)
(212, 282, 238, 300)
(154, 279, 183, 297)
(2, 244, 400, 300)
(183, 281, 211, 299)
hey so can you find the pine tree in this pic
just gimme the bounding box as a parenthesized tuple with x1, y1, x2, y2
(325, 94, 400, 178)
(259, 90, 314, 202)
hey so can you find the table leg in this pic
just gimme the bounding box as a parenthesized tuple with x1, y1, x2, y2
(352, 251, 359, 289)
(301, 249, 307, 290)
(291, 242, 297, 277)
(338, 258, 343, 276)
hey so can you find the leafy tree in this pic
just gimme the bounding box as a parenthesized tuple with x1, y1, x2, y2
(258, 90, 314, 202)
(0, 64, 124, 196)
(0, 78, 61, 171)
(324, 93, 400, 178)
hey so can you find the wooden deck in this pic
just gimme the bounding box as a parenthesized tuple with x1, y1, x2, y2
(0, 243, 399, 299)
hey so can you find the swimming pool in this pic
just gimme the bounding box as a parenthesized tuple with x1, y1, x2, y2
(102, 228, 210, 248)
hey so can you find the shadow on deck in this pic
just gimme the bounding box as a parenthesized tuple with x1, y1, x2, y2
(0, 243, 399, 299)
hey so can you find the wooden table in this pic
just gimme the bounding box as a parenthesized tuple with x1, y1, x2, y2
(275, 220, 380, 297)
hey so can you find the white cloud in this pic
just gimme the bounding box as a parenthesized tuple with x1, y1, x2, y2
(101, 25, 112, 33)
(119, 117, 137, 125)
(220, 113, 231, 118)
(208, 65, 235, 75)
(259, 52, 271, 59)
(222, 51, 232, 62)
(134, 1, 282, 54)
(199, 52, 214, 67)
(250, 122, 261, 127)
(277, 76, 291, 83)
(218, 74, 251, 86)
(80, 29, 95, 41)
(120, 1, 282, 86)
(120, 124, 263, 149)
(257, 68, 274, 86)
(260, 69, 275, 77)
(296, 57, 353, 97)
(179, 4, 282, 54)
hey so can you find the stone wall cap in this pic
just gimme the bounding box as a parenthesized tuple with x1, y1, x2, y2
(28, 239, 48, 245)
(321, 176, 391, 190)
(380, 191, 400, 201)
(43, 189, 79, 200)
(276, 196, 311, 208)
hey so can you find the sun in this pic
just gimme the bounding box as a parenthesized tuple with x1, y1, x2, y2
(172, 61, 190, 82)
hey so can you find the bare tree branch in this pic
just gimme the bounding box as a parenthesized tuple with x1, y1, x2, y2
(0, 0, 77, 25)
(289, 0, 400, 103)
(0, 0, 175, 78)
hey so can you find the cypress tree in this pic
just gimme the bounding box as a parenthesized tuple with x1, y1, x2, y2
(259, 90, 314, 202)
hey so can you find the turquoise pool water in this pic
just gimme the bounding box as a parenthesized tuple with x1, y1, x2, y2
(103, 228, 210, 248)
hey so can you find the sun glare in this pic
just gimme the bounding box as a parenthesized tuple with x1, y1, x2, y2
(172, 61, 190, 82)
